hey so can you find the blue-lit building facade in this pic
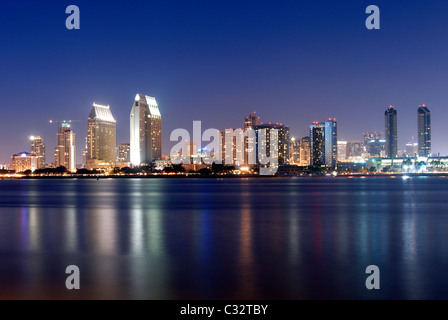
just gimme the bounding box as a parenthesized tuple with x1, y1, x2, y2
(417, 105, 431, 157)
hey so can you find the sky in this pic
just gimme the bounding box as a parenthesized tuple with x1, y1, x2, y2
(1, 0, 448, 164)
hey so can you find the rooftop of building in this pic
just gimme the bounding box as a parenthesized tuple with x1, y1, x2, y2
(89, 103, 116, 122)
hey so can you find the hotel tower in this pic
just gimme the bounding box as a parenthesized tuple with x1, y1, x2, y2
(130, 93, 162, 165)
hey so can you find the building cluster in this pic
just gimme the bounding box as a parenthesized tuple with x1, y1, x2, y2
(10, 93, 161, 173)
(338, 105, 430, 160)
(7, 97, 435, 174)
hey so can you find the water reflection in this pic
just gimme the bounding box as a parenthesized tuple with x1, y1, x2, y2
(1, 177, 448, 299)
(90, 208, 117, 254)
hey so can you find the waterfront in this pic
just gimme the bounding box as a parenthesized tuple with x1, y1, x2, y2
(1, 177, 448, 299)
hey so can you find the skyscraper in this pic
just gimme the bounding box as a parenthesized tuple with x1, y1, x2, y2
(30, 135, 45, 169)
(310, 122, 325, 166)
(290, 137, 300, 164)
(219, 130, 237, 165)
(405, 141, 418, 158)
(324, 119, 337, 168)
(117, 143, 131, 163)
(299, 136, 311, 166)
(337, 140, 347, 161)
(363, 132, 385, 157)
(82, 137, 88, 168)
(385, 105, 398, 158)
(417, 104, 431, 157)
(363, 132, 381, 146)
(54, 122, 76, 170)
(87, 103, 116, 170)
(346, 140, 363, 159)
(130, 93, 162, 165)
(243, 112, 259, 166)
(244, 111, 259, 130)
(253, 123, 290, 166)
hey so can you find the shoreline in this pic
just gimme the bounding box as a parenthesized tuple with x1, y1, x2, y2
(1, 172, 448, 180)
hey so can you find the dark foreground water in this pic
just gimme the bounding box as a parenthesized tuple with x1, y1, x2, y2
(1, 176, 448, 299)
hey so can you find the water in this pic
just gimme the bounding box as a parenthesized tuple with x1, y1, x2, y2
(0, 176, 448, 299)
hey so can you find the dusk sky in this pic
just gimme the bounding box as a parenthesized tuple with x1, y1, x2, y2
(1, 0, 448, 164)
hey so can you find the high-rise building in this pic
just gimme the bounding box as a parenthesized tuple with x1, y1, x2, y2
(346, 140, 363, 159)
(299, 136, 311, 166)
(244, 111, 259, 130)
(324, 119, 337, 168)
(363, 132, 385, 157)
(243, 112, 259, 166)
(81, 137, 88, 168)
(29, 136, 45, 169)
(130, 93, 162, 165)
(385, 105, 398, 158)
(290, 137, 300, 164)
(337, 140, 347, 161)
(404, 141, 418, 158)
(11, 152, 38, 172)
(310, 122, 325, 166)
(309, 119, 337, 168)
(417, 104, 431, 157)
(117, 143, 131, 163)
(363, 132, 382, 146)
(253, 123, 290, 166)
(87, 103, 116, 170)
(54, 122, 76, 170)
(219, 129, 248, 166)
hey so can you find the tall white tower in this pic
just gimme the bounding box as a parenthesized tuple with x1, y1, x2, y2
(130, 93, 161, 165)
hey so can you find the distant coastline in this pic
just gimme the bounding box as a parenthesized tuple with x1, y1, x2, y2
(1, 172, 448, 180)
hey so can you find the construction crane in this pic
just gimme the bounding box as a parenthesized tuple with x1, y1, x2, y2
(49, 119, 81, 131)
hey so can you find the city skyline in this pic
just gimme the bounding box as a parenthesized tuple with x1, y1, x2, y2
(2, 1, 448, 164)
(3, 100, 443, 169)
(2, 1, 448, 303)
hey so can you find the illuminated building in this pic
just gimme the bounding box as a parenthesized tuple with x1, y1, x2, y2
(130, 93, 162, 165)
(219, 130, 238, 165)
(244, 111, 259, 129)
(310, 122, 325, 166)
(0, 164, 11, 170)
(185, 141, 199, 157)
(417, 105, 431, 157)
(363, 132, 382, 145)
(324, 119, 337, 168)
(385, 105, 398, 158)
(299, 136, 311, 166)
(363, 132, 385, 157)
(117, 143, 130, 163)
(291, 137, 300, 164)
(253, 123, 290, 166)
(404, 141, 418, 158)
(217, 128, 255, 166)
(54, 122, 76, 170)
(243, 112, 259, 166)
(309, 119, 337, 168)
(81, 137, 87, 168)
(346, 140, 363, 159)
(29, 135, 45, 169)
(87, 103, 116, 170)
(337, 140, 347, 161)
(11, 152, 38, 172)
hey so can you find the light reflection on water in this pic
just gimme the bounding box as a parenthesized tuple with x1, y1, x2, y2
(1, 177, 448, 299)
